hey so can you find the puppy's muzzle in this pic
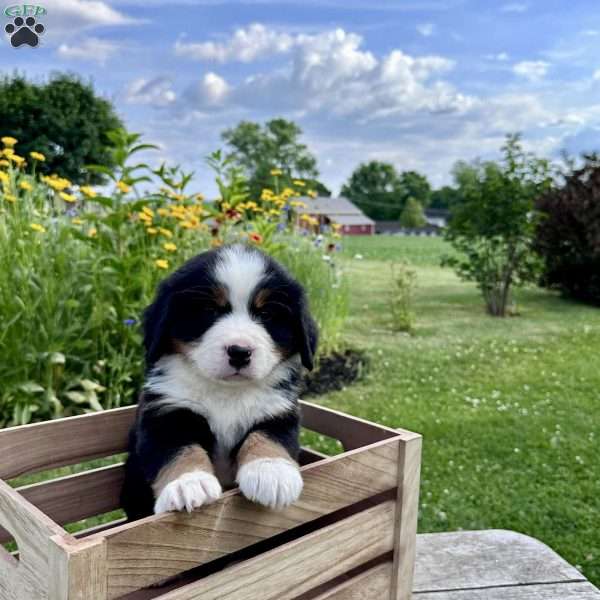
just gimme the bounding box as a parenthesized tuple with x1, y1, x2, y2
(227, 345, 253, 369)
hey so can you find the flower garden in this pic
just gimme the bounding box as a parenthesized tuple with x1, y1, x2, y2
(0, 130, 348, 426)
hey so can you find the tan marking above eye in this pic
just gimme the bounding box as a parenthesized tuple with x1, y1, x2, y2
(253, 288, 272, 310)
(213, 286, 229, 307)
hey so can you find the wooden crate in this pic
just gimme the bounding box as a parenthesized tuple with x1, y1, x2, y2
(0, 401, 421, 600)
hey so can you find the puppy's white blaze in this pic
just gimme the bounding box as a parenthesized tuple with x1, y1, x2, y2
(154, 470, 222, 514)
(237, 458, 303, 510)
(146, 354, 297, 451)
(215, 245, 266, 312)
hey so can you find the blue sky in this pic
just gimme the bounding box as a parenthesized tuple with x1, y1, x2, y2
(2, 0, 600, 194)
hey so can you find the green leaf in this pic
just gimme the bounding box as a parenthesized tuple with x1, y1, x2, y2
(19, 382, 45, 394)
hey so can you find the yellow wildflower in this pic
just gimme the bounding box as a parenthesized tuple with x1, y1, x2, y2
(138, 211, 152, 223)
(270, 168, 282, 176)
(9, 154, 25, 167)
(155, 259, 169, 270)
(30, 223, 46, 233)
(157, 208, 169, 217)
(19, 181, 33, 192)
(211, 238, 223, 248)
(261, 189, 274, 201)
(290, 201, 308, 209)
(142, 206, 155, 217)
(0, 159, 9, 167)
(307, 190, 318, 198)
(72, 218, 83, 225)
(282, 187, 295, 198)
(0, 171, 9, 184)
(1, 137, 17, 147)
(116, 180, 131, 194)
(4, 194, 16, 203)
(3, 148, 14, 157)
(29, 151, 45, 161)
(60, 192, 77, 203)
(146, 227, 158, 235)
(172, 193, 185, 202)
(195, 193, 204, 202)
(88, 228, 97, 237)
(180, 220, 195, 229)
(332, 223, 342, 232)
(80, 186, 96, 198)
(221, 202, 231, 211)
(163, 242, 177, 252)
(268, 209, 281, 216)
(293, 180, 305, 187)
(159, 227, 173, 238)
(42, 175, 71, 191)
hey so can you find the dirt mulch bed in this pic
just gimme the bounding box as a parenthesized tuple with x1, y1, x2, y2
(302, 349, 369, 397)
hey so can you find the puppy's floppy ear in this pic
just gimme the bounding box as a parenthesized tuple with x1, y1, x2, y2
(297, 297, 318, 371)
(143, 288, 172, 367)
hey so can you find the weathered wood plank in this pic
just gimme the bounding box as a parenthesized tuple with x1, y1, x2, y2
(94, 437, 401, 598)
(391, 434, 422, 600)
(0, 406, 135, 480)
(414, 582, 600, 599)
(310, 561, 393, 600)
(158, 500, 396, 600)
(414, 530, 586, 593)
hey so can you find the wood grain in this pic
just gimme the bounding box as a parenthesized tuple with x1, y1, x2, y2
(157, 500, 396, 600)
(0, 406, 135, 480)
(94, 437, 401, 598)
(413, 582, 600, 599)
(310, 561, 393, 600)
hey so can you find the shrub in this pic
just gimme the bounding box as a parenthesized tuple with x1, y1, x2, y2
(535, 154, 600, 305)
(389, 262, 417, 333)
(0, 132, 347, 426)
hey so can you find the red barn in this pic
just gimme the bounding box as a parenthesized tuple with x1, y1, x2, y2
(296, 196, 375, 235)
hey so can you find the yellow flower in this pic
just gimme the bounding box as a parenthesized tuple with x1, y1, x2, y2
(195, 193, 204, 202)
(3, 148, 14, 157)
(1, 137, 17, 147)
(172, 193, 185, 202)
(268, 209, 281, 216)
(72, 218, 83, 225)
(30, 223, 46, 233)
(180, 220, 194, 229)
(146, 227, 158, 235)
(42, 175, 71, 191)
(19, 181, 33, 191)
(163, 242, 177, 252)
(155, 259, 169, 270)
(116, 180, 131, 194)
(211, 238, 223, 248)
(29, 151, 45, 161)
(159, 227, 173, 238)
(60, 192, 77, 203)
(0, 159, 9, 167)
(142, 206, 155, 217)
(138, 211, 152, 223)
(80, 186, 96, 198)
(88, 227, 97, 237)
(293, 180, 305, 187)
(9, 154, 25, 167)
(0, 171, 9, 184)
(307, 190, 318, 198)
(3, 194, 16, 203)
(270, 168, 282, 176)
(157, 208, 169, 217)
(290, 200, 307, 209)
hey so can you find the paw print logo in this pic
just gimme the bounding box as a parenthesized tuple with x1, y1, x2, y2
(5, 16, 45, 48)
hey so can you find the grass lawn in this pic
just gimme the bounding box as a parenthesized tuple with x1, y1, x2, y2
(309, 234, 600, 586)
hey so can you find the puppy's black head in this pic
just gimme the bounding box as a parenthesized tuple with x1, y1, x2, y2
(143, 244, 318, 381)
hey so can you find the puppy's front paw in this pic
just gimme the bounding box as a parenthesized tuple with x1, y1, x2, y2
(237, 458, 303, 510)
(154, 470, 222, 514)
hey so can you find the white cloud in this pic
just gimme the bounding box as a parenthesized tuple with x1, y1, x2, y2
(416, 23, 436, 37)
(513, 60, 550, 82)
(188, 72, 231, 107)
(56, 37, 119, 65)
(593, 69, 600, 81)
(125, 77, 176, 106)
(485, 52, 509, 61)
(174, 23, 294, 62)
(500, 2, 528, 12)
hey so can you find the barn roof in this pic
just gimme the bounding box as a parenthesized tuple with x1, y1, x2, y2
(297, 196, 365, 216)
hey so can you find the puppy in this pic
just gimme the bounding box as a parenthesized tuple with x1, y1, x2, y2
(121, 244, 318, 519)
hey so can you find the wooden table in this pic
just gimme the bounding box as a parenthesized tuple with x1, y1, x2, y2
(412, 529, 600, 599)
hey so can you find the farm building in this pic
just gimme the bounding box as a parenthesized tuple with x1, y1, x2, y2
(296, 196, 375, 235)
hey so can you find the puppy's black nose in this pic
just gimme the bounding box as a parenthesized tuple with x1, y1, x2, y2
(227, 345, 252, 369)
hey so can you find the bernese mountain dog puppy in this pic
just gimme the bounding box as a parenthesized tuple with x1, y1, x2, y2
(121, 244, 318, 519)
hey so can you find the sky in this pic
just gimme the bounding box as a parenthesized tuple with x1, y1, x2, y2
(2, 0, 600, 195)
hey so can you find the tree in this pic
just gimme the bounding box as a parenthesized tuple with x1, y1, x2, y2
(430, 185, 461, 209)
(221, 119, 328, 198)
(535, 154, 600, 305)
(399, 197, 426, 228)
(341, 161, 404, 220)
(399, 171, 431, 208)
(443, 134, 554, 317)
(0, 73, 123, 184)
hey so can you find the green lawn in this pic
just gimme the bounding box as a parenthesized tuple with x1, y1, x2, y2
(311, 234, 600, 586)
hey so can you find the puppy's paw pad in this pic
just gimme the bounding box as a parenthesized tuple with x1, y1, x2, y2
(237, 458, 303, 510)
(154, 470, 222, 514)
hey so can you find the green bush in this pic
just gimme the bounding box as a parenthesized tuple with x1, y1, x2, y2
(389, 262, 417, 333)
(0, 133, 348, 426)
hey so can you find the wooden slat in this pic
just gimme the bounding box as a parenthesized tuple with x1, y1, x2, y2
(0, 406, 135, 480)
(391, 434, 422, 600)
(311, 561, 393, 600)
(94, 436, 401, 598)
(413, 582, 600, 599)
(158, 500, 396, 600)
(300, 401, 407, 450)
(0, 479, 66, 599)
